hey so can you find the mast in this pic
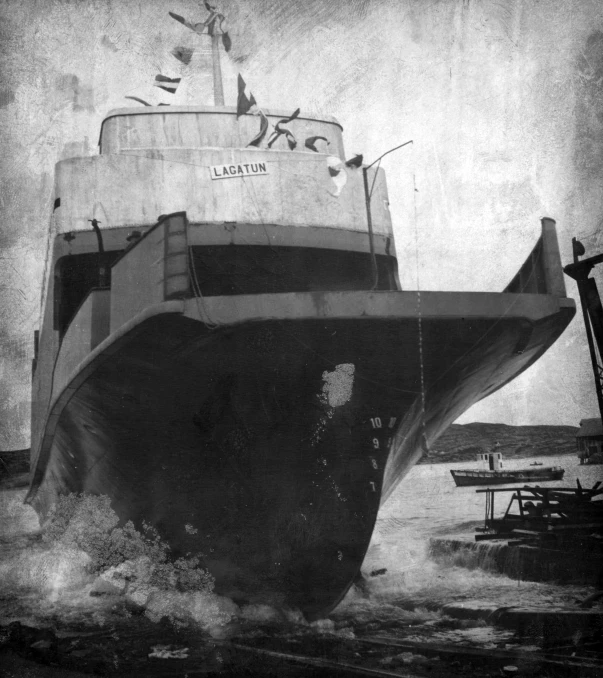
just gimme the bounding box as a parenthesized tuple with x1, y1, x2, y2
(210, 31, 224, 105)
(166, 4, 227, 107)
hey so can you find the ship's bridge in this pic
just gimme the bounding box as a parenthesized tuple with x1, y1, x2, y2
(45, 105, 400, 354)
(99, 105, 346, 159)
(52, 106, 393, 242)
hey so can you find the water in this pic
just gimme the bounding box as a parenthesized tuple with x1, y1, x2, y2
(1, 453, 601, 652)
(334, 453, 602, 621)
(374, 452, 602, 548)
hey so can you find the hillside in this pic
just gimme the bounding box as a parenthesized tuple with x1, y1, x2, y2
(418, 423, 579, 465)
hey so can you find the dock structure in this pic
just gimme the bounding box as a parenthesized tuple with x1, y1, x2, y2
(478, 482, 603, 532)
(431, 481, 602, 586)
(576, 417, 603, 464)
(473, 483, 602, 584)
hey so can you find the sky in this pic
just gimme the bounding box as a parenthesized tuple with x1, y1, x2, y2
(0, 0, 602, 449)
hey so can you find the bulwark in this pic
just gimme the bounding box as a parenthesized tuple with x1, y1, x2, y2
(210, 162, 268, 180)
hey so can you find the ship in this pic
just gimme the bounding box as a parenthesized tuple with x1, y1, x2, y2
(450, 452, 564, 487)
(25, 16, 576, 620)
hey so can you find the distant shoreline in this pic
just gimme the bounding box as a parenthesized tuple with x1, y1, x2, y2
(418, 422, 578, 465)
(419, 450, 577, 466)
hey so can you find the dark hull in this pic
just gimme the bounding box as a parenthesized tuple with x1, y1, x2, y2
(450, 467, 565, 487)
(28, 299, 573, 618)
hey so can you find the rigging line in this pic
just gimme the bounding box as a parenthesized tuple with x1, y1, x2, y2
(187, 222, 218, 328)
(188, 245, 219, 329)
(368, 159, 381, 201)
(413, 169, 429, 455)
(366, 140, 414, 171)
(367, 161, 384, 291)
(240, 174, 280, 254)
(241, 156, 342, 259)
(241, 169, 370, 288)
(188, 246, 202, 299)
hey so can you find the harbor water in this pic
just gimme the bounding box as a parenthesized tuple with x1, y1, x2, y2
(368, 452, 603, 573)
(334, 453, 603, 625)
(1, 452, 601, 653)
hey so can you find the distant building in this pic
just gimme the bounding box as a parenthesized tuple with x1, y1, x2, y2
(576, 418, 603, 464)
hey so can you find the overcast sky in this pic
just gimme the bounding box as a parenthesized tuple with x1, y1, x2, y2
(1, 0, 602, 448)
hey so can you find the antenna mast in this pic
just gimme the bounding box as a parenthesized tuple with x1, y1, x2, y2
(168, 4, 227, 107)
(204, 1, 227, 106)
(211, 32, 225, 106)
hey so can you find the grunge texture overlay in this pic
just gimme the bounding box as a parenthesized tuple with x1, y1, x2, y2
(0, 0, 602, 448)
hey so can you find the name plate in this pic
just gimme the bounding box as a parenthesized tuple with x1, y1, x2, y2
(210, 162, 268, 180)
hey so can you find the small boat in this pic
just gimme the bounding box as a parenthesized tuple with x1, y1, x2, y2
(530, 461, 543, 466)
(451, 452, 564, 487)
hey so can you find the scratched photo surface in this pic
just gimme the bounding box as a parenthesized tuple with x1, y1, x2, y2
(1, 0, 602, 451)
(0, 1, 602, 674)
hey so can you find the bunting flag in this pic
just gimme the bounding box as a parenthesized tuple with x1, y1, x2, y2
(326, 156, 348, 197)
(168, 11, 202, 33)
(204, 2, 231, 51)
(236, 74, 274, 147)
(125, 96, 151, 106)
(221, 30, 232, 52)
(168, 5, 231, 52)
(305, 135, 329, 152)
(267, 108, 301, 150)
(237, 74, 257, 117)
(247, 110, 270, 147)
(171, 46, 195, 65)
(154, 74, 181, 94)
(345, 154, 363, 168)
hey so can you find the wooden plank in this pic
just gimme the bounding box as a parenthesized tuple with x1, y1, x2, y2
(549, 522, 603, 531)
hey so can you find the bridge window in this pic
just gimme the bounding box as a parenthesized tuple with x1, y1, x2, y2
(54, 252, 120, 336)
(190, 245, 399, 296)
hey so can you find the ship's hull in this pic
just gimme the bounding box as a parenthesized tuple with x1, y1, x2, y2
(450, 467, 565, 487)
(27, 293, 574, 618)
